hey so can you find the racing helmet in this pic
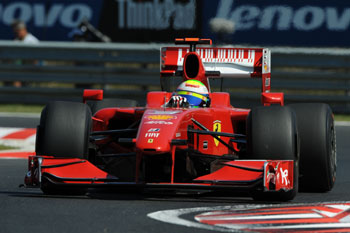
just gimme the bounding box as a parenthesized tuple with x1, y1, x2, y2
(176, 80, 210, 107)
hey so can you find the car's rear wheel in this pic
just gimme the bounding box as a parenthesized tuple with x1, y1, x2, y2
(36, 101, 92, 195)
(246, 106, 298, 201)
(289, 103, 336, 192)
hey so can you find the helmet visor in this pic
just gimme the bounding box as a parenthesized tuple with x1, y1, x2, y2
(177, 91, 208, 107)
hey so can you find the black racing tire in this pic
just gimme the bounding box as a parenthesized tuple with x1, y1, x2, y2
(88, 98, 138, 115)
(247, 106, 298, 201)
(36, 101, 92, 159)
(289, 103, 336, 192)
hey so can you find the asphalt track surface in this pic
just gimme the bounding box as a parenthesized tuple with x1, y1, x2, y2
(1, 115, 350, 233)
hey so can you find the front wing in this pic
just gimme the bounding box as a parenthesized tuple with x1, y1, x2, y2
(24, 156, 293, 193)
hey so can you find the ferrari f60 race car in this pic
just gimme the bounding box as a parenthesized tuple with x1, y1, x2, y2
(24, 38, 337, 201)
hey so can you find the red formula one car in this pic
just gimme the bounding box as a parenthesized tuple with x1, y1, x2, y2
(24, 38, 336, 201)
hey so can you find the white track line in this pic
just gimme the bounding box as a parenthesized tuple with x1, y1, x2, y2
(148, 206, 236, 232)
(335, 121, 350, 126)
(147, 202, 350, 232)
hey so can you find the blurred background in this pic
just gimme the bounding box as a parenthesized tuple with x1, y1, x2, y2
(0, 0, 350, 116)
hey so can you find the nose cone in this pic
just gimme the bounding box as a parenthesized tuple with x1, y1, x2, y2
(137, 130, 171, 153)
(136, 110, 183, 153)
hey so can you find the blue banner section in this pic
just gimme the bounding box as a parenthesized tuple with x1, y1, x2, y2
(202, 0, 350, 47)
(1, 0, 350, 46)
(0, 0, 102, 41)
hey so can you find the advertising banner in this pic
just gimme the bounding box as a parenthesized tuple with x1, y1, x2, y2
(1, 0, 350, 47)
(0, 0, 102, 41)
(0, 0, 201, 42)
(98, 0, 202, 43)
(202, 0, 350, 47)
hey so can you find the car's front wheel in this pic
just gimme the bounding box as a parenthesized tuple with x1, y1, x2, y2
(35, 101, 92, 195)
(36, 101, 92, 159)
(246, 106, 299, 201)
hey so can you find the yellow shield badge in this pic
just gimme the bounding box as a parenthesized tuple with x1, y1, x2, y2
(213, 120, 221, 146)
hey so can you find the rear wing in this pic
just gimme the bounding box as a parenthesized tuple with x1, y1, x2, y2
(161, 47, 271, 92)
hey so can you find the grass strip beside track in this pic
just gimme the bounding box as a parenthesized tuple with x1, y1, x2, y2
(0, 104, 44, 113)
(0, 145, 19, 150)
(334, 115, 350, 122)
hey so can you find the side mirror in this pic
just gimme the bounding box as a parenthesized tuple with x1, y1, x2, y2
(261, 92, 284, 106)
(83, 89, 103, 103)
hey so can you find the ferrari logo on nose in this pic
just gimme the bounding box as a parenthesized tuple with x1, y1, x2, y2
(213, 120, 221, 147)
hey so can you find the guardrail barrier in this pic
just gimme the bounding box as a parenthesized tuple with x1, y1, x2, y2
(0, 41, 349, 113)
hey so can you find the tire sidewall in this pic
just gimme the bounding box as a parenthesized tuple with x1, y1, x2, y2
(289, 103, 336, 192)
(36, 101, 92, 159)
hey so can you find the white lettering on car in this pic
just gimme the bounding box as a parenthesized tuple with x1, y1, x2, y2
(148, 128, 160, 132)
(280, 168, 289, 185)
(144, 121, 173, 125)
(145, 133, 160, 138)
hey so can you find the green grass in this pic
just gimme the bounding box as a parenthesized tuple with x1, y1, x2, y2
(0, 144, 18, 150)
(0, 104, 44, 113)
(334, 114, 350, 122)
